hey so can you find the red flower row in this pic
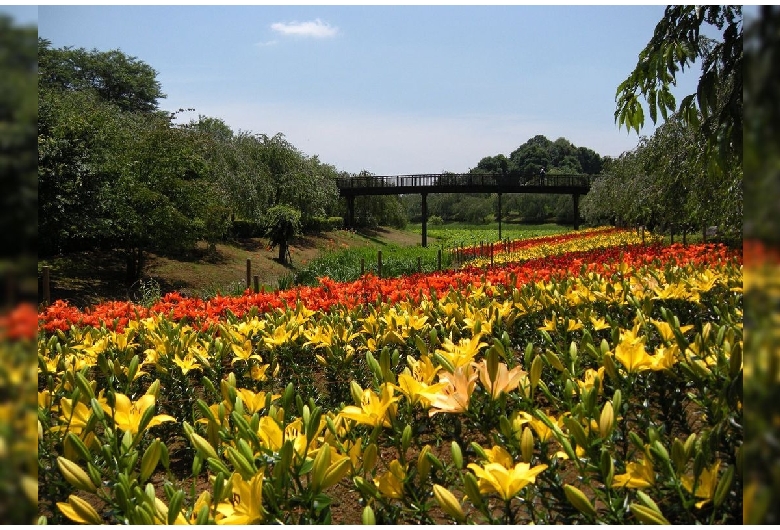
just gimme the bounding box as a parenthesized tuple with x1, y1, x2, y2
(38, 243, 740, 334)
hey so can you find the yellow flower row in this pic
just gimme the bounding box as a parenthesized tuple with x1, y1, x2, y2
(469, 229, 662, 267)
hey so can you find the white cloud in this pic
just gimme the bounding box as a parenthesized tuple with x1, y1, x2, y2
(255, 40, 278, 47)
(270, 19, 338, 38)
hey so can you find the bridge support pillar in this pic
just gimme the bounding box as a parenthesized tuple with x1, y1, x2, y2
(421, 192, 428, 247)
(346, 195, 355, 228)
(572, 194, 580, 230)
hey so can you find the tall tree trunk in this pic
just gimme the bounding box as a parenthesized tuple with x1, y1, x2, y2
(278, 241, 287, 265)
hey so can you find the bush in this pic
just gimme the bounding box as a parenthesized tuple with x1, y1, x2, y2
(429, 215, 444, 226)
(306, 216, 344, 232)
(231, 219, 263, 238)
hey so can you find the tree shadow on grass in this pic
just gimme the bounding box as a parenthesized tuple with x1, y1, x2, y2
(354, 227, 395, 246)
(229, 237, 266, 253)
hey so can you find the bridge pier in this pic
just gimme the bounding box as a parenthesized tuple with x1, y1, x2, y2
(421, 193, 428, 247)
(572, 193, 580, 230)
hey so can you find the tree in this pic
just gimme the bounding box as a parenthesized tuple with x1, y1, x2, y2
(263, 205, 301, 265)
(473, 154, 509, 176)
(508, 136, 552, 177)
(38, 38, 165, 113)
(581, 108, 742, 239)
(615, 6, 743, 168)
(39, 43, 221, 280)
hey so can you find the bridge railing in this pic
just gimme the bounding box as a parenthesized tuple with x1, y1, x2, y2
(335, 173, 592, 190)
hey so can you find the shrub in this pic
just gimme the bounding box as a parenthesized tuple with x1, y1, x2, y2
(306, 216, 344, 232)
(231, 219, 263, 238)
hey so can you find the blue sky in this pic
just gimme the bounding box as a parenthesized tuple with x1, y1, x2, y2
(35, 4, 705, 175)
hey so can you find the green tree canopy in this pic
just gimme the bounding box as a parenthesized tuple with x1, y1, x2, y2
(615, 6, 742, 168)
(39, 38, 165, 113)
(38, 42, 224, 280)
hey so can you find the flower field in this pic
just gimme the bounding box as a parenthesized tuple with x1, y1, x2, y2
(37, 228, 743, 524)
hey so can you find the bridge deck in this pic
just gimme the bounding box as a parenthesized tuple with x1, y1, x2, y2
(336, 173, 593, 196)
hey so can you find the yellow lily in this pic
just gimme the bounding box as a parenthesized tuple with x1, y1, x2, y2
(395, 355, 447, 406)
(375, 459, 406, 499)
(523, 411, 565, 444)
(649, 344, 681, 371)
(435, 333, 487, 369)
(55, 397, 93, 435)
(236, 317, 267, 338)
(100, 393, 176, 435)
(538, 316, 557, 332)
(613, 327, 653, 373)
(462, 304, 493, 336)
(681, 460, 720, 509)
(396, 372, 448, 408)
(283, 417, 319, 458)
(410, 354, 440, 384)
(650, 319, 694, 343)
(576, 367, 605, 394)
(231, 339, 262, 365)
(422, 363, 479, 417)
(339, 383, 399, 428)
(257, 416, 283, 451)
(612, 458, 655, 489)
(216, 471, 266, 524)
(236, 388, 278, 415)
(467, 460, 548, 501)
(589, 315, 611, 331)
(263, 326, 293, 349)
(482, 445, 514, 468)
(250, 363, 271, 381)
(173, 352, 201, 375)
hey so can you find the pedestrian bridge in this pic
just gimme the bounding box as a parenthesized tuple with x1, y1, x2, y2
(335, 173, 596, 246)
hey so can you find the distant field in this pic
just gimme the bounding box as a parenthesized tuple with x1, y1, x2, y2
(408, 222, 571, 248)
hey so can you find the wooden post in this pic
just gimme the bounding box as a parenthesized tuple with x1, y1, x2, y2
(246, 259, 251, 291)
(437, 248, 442, 270)
(490, 243, 494, 267)
(42, 266, 51, 306)
(377, 250, 383, 278)
(253, 275, 259, 293)
(360, 258, 365, 276)
(417, 256, 422, 272)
